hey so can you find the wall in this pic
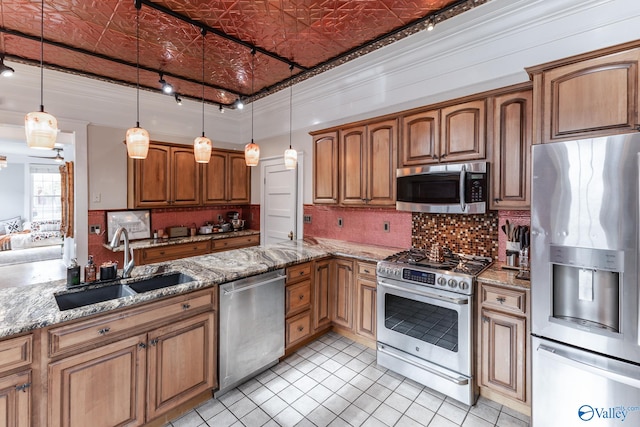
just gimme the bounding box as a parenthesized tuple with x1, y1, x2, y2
(0, 163, 25, 220)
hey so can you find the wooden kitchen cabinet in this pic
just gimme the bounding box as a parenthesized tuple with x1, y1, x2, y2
(355, 262, 377, 342)
(146, 312, 216, 420)
(285, 262, 314, 352)
(339, 119, 397, 206)
(490, 88, 533, 210)
(128, 143, 200, 208)
(0, 334, 33, 427)
(478, 281, 530, 413)
(528, 43, 640, 143)
(210, 234, 260, 252)
(399, 99, 486, 167)
(203, 149, 251, 205)
(313, 131, 339, 204)
(46, 288, 217, 426)
(135, 240, 210, 265)
(331, 258, 354, 330)
(313, 259, 332, 332)
(0, 370, 31, 427)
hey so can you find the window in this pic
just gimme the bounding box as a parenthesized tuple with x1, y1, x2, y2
(30, 164, 61, 221)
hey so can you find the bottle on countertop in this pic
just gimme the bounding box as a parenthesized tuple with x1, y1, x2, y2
(66, 258, 80, 287)
(85, 255, 97, 283)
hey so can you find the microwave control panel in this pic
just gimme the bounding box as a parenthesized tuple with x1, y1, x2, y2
(466, 173, 486, 203)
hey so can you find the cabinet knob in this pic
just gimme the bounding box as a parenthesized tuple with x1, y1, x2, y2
(299, 271, 305, 276)
(298, 326, 304, 332)
(432, 154, 438, 160)
(98, 327, 110, 335)
(150, 338, 159, 346)
(182, 303, 191, 310)
(299, 294, 305, 300)
(139, 342, 147, 349)
(159, 251, 165, 255)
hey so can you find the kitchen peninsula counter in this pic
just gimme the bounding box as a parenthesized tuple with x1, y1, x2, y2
(0, 238, 399, 339)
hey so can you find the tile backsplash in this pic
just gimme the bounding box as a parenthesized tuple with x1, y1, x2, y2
(412, 212, 499, 260)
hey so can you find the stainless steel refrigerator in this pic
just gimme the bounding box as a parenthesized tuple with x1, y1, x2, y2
(531, 134, 640, 426)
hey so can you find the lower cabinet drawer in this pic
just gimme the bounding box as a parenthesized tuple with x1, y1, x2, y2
(285, 311, 312, 348)
(211, 234, 260, 251)
(285, 280, 311, 317)
(140, 241, 210, 264)
(480, 283, 527, 314)
(0, 334, 32, 373)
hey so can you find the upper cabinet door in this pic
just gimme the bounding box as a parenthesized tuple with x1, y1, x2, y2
(366, 119, 397, 206)
(532, 47, 640, 143)
(440, 99, 487, 162)
(339, 126, 367, 205)
(202, 151, 228, 205)
(227, 152, 251, 204)
(400, 109, 440, 166)
(170, 147, 200, 206)
(132, 144, 171, 207)
(491, 89, 533, 210)
(313, 132, 339, 204)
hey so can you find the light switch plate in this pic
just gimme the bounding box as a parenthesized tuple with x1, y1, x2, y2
(337, 217, 343, 227)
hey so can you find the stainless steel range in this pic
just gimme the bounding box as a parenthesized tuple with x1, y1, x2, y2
(376, 248, 491, 405)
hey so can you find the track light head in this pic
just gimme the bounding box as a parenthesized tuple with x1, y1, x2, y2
(0, 56, 14, 77)
(427, 18, 435, 31)
(236, 98, 244, 110)
(158, 73, 173, 94)
(174, 93, 182, 105)
(219, 105, 224, 113)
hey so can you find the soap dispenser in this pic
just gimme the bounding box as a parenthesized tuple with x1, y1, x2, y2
(67, 258, 80, 287)
(85, 255, 97, 283)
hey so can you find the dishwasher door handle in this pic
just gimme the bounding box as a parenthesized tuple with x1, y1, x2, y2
(222, 275, 285, 295)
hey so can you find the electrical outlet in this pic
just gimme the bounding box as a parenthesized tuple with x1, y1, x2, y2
(337, 217, 343, 227)
(383, 221, 390, 232)
(303, 215, 312, 224)
(89, 224, 101, 235)
(217, 214, 223, 221)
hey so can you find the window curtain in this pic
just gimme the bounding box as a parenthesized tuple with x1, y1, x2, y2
(59, 161, 74, 238)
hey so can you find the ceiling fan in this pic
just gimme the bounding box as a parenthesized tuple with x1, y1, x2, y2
(29, 147, 64, 163)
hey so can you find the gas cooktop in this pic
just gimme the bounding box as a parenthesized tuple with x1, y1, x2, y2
(377, 248, 493, 295)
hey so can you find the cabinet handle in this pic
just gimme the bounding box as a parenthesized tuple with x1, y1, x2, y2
(299, 271, 305, 276)
(149, 338, 159, 346)
(15, 383, 31, 392)
(440, 154, 447, 159)
(299, 294, 305, 300)
(159, 251, 165, 255)
(182, 303, 191, 310)
(139, 342, 147, 349)
(496, 296, 506, 304)
(298, 326, 304, 332)
(364, 269, 370, 274)
(98, 327, 110, 335)
(432, 154, 438, 160)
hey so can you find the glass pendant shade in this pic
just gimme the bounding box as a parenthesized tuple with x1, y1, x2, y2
(0, 156, 7, 168)
(245, 141, 260, 166)
(126, 126, 150, 159)
(25, 110, 58, 149)
(284, 148, 297, 169)
(194, 135, 212, 163)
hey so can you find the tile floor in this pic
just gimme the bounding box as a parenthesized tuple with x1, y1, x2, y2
(166, 332, 530, 427)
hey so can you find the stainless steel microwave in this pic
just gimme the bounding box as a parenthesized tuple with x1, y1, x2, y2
(396, 161, 488, 214)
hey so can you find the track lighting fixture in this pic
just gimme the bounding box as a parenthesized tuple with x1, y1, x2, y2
(219, 104, 224, 114)
(125, 3, 150, 159)
(25, 0, 58, 150)
(194, 29, 212, 164)
(244, 49, 260, 167)
(159, 72, 173, 94)
(427, 18, 435, 31)
(284, 65, 297, 170)
(235, 98, 244, 110)
(174, 93, 182, 105)
(0, 56, 14, 77)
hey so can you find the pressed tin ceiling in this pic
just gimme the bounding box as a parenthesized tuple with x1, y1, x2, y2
(0, 0, 490, 107)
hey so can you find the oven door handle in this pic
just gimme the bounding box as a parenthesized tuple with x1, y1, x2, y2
(378, 280, 469, 305)
(459, 164, 467, 213)
(377, 344, 469, 385)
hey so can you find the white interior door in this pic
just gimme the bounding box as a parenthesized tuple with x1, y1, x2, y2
(260, 155, 302, 245)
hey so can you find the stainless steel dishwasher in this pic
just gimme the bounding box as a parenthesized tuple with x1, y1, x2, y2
(217, 269, 285, 396)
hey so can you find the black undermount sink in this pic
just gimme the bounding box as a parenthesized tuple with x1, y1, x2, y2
(54, 272, 195, 311)
(55, 284, 136, 311)
(126, 272, 195, 293)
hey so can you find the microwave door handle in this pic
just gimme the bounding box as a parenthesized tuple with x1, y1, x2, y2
(459, 165, 467, 213)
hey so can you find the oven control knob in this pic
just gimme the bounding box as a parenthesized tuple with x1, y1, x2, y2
(459, 281, 470, 290)
(448, 278, 457, 288)
(437, 277, 447, 286)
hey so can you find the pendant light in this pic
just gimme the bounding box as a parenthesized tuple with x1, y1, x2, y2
(125, 3, 150, 159)
(24, 0, 58, 150)
(284, 65, 297, 170)
(194, 29, 212, 163)
(244, 49, 260, 167)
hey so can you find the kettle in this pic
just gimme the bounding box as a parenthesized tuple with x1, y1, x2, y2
(232, 219, 245, 231)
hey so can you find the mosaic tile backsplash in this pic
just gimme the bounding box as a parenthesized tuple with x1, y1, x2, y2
(412, 212, 500, 260)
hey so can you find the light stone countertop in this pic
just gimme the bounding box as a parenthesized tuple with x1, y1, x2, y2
(0, 238, 401, 339)
(478, 264, 531, 290)
(104, 229, 261, 252)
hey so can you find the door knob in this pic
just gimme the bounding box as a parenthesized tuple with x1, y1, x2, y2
(288, 231, 294, 240)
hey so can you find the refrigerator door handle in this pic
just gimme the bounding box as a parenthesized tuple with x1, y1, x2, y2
(538, 343, 640, 389)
